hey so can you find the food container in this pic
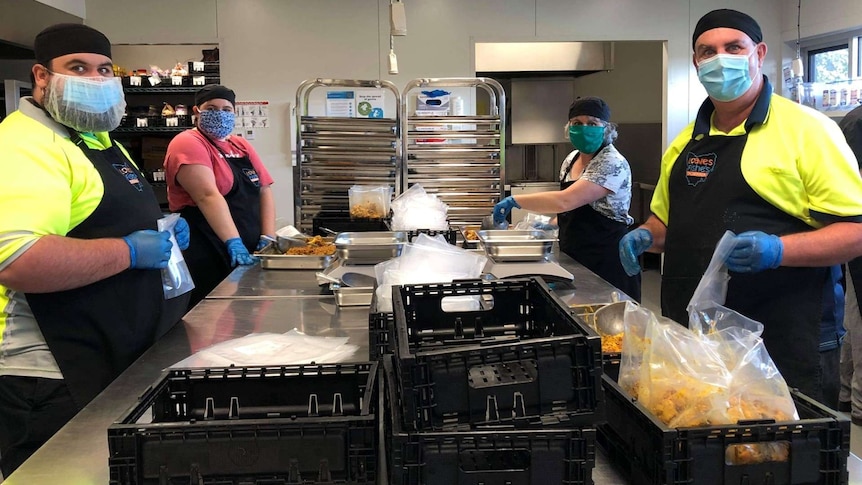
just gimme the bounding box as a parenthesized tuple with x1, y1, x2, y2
(459, 225, 481, 249)
(476, 229, 556, 262)
(348, 185, 392, 220)
(331, 283, 374, 307)
(334, 231, 407, 265)
(257, 240, 336, 269)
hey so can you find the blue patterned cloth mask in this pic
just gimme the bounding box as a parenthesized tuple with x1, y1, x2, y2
(568, 124, 605, 154)
(697, 53, 754, 102)
(198, 110, 235, 139)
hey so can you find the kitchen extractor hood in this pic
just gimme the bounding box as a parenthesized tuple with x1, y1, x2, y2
(475, 41, 614, 78)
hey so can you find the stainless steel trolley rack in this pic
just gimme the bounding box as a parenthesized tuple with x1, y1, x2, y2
(401, 78, 506, 227)
(294, 79, 402, 234)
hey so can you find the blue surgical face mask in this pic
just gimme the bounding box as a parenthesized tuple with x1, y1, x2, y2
(198, 109, 235, 139)
(568, 124, 605, 154)
(43, 72, 126, 132)
(696, 53, 755, 102)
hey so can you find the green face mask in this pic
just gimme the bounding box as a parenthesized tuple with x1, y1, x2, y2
(568, 124, 605, 154)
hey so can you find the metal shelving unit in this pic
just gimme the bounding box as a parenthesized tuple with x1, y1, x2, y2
(294, 79, 402, 234)
(401, 78, 506, 227)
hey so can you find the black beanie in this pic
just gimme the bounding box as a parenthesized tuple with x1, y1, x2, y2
(568, 97, 610, 122)
(692, 9, 763, 49)
(195, 84, 236, 107)
(34, 23, 112, 67)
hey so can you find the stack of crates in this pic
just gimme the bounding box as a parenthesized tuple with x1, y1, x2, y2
(108, 363, 380, 485)
(381, 277, 604, 485)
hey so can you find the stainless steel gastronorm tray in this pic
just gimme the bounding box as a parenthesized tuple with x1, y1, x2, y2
(331, 284, 375, 307)
(334, 231, 407, 265)
(476, 229, 556, 262)
(459, 225, 482, 249)
(257, 243, 336, 270)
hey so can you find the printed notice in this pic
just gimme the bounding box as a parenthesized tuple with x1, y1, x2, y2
(325, 91, 356, 117)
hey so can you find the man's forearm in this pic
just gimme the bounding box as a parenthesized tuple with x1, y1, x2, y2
(0, 235, 130, 293)
(782, 222, 862, 267)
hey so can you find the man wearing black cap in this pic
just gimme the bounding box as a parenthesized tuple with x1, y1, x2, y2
(164, 84, 275, 310)
(0, 23, 190, 474)
(619, 9, 862, 405)
(492, 96, 640, 301)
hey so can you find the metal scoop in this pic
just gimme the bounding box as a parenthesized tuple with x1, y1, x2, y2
(341, 272, 376, 288)
(594, 301, 627, 336)
(481, 215, 508, 231)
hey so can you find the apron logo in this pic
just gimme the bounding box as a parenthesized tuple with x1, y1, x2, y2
(112, 163, 143, 192)
(243, 168, 261, 187)
(685, 152, 717, 186)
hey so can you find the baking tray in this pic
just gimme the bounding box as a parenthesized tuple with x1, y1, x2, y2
(477, 229, 556, 262)
(334, 231, 407, 265)
(459, 225, 481, 249)
(331, 284, 374, 307)
(256, 242, 336, 270)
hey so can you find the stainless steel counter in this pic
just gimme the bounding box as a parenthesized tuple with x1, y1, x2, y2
(5, 251, 858, 484)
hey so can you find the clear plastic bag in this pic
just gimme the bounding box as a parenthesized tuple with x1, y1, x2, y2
(389, 183, 449, 231)
(618, 231, 798, 428)
(513, 212, 559, 237)
(157, 213, 195, 299)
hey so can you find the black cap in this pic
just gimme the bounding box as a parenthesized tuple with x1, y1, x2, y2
(692, 9, 763, 49)
(34, 23, 112, 67)
(568, 97, 610, 122)
(194, 84, 236, 107)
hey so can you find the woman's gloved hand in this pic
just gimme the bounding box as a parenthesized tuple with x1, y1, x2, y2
(493, 196, 520, 225)
(174, 217, 190, 250)
(123, 230, 172, 269)
(726, 231, 783, 273)
(225, 237, 257, 267)
(256, 235, 274, 252)
(619, 228, 653, 276)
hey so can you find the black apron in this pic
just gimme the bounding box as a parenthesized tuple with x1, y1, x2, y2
(180, 134, 262, 308)
(25, 131, 188, 408)
(662, 79, 826, 399)
(558, 150, 641, 302)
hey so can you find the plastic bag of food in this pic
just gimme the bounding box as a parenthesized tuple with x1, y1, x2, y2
(513, 212, 559, 237)
(389, 183, 449, 231)
(157, 213, 195, 299)
(618, 231, 798, 429)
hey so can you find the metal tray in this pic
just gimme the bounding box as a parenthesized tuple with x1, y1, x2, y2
(259, 253, 335, 270)
(459, 225, 481, 249)
(257, 242, 336, 270)
(331, 284, 374, 307)
(334, 231, 407, 265)
(477, 229, 556, 262)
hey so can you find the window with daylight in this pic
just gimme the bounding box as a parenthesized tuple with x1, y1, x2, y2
(808, 44, 849, 83)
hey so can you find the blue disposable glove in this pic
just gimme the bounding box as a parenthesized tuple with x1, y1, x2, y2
(174, 217, 190, 250)
(493, 196, 521, 225)
(726, 231, 783, 273)
(225, 237, 257, 267)
(619, 228, 653, 277)
(256, 235, 273, 252)
(123, 230, 172, 269)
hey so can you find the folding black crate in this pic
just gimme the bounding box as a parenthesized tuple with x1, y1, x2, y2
(369, 311, 394, 360)
(382, 356, 596, 485)
(598, 375, 850, 485)
(391, 277, 603, 430)
(108, 363, 379, 485)
(405, 228, 458, 245)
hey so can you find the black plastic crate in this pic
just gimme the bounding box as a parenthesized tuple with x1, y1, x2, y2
(598, 375, 850, 485)
(602, 352, 621, 381)
(405, 228, 458, 245)
(369, 311, 394, 360)
(382, 356, 595, 485)
(187, 61, 221, 75)
(391, 277, 603, 430)
(108, 363, 379, 485)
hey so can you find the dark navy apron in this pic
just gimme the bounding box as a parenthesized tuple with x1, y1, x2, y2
(558, 149, 641, 302)
(662, 79, 826, 400)
(180, 133, 262, 308)
(25, 131, 188, 408)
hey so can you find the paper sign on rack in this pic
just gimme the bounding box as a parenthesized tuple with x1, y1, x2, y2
(326, 91, 356, 117)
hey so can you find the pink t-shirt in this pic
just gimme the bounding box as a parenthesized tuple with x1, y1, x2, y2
(164, 129, 274, 211)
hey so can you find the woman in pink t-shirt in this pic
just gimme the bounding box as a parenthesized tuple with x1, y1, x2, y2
(164, 84, 275, 309)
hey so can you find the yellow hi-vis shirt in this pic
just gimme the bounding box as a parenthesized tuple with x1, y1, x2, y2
(0, 98, 136, 379)
(652, 93, 862, 227)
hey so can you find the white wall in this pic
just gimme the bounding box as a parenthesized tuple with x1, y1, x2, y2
(85, 0, 786, 226)
(34, 0, 84, 18)
(0, 0, 82, 47)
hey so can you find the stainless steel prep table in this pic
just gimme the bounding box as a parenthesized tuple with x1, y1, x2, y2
(7, 251, 860, 484)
